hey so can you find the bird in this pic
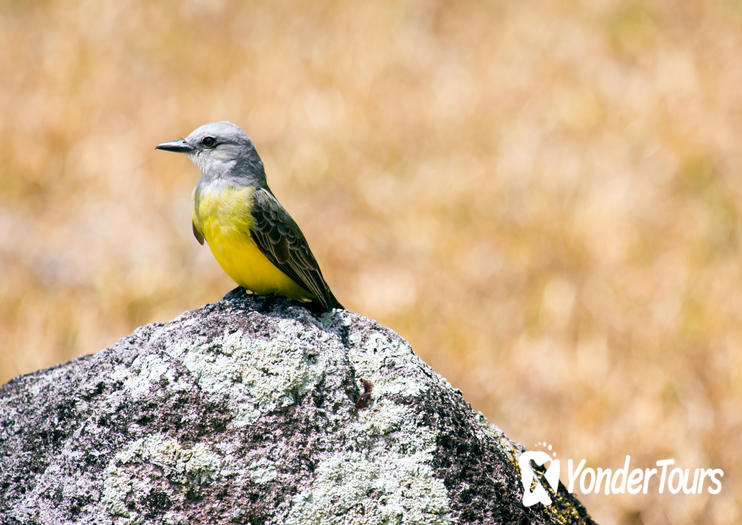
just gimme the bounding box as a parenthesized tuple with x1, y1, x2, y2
(156, 121, 343, 311)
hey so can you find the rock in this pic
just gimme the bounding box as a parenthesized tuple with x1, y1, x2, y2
(0, 289, 595, 524)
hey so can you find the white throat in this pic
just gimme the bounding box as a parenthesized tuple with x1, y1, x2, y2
(190, 146, 240, 179)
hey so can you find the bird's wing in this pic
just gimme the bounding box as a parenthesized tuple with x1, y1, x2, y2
(192, 220, 205, 245)
(191, 185, 205, 245)
(249, 188, 342, 310)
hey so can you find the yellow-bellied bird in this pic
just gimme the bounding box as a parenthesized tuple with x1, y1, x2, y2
(157, 121, 342, 311)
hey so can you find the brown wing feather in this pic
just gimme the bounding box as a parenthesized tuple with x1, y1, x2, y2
(249, 188, 342, 310)
(192, 220, 205, 245)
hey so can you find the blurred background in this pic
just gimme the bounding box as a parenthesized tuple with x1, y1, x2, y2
(1, 0, 740, 522)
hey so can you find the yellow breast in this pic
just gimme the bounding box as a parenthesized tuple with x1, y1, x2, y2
(192, 183, 311, 300)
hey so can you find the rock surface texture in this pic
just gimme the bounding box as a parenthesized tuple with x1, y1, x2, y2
(0, 290, 594, 524)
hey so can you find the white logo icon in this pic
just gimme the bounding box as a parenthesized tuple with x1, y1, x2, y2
(519, 442, 560, 507)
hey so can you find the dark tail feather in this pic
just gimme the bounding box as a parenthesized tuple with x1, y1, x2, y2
(316, 289, 344, 312)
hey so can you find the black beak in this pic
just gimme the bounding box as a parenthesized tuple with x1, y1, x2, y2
(155, 138, 195, 153)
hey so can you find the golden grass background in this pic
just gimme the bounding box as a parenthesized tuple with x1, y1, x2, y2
(1, 1, 741, 522)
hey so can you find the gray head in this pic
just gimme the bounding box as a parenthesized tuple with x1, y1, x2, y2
(156, 121, 265, 183)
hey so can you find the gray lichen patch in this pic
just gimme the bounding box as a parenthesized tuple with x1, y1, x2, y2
(287, 451, 451, 525)
(114, 353, 173, 398)
(248, 458, 278, 484)
(102, 434, 222, 523)
(355, 399, 412, 437)
(338, 317, 431, 399)
(176, 322, 330, 427)
(287, 399, 451, 525)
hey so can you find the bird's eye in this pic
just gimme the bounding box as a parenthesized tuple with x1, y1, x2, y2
(202, 136, 216, 148)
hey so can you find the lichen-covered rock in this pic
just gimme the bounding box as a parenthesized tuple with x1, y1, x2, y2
(0, 289, 594, 524)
